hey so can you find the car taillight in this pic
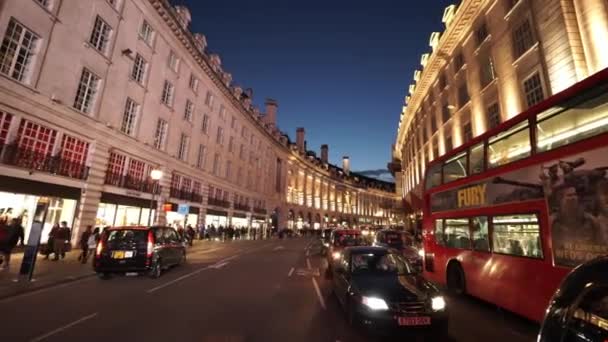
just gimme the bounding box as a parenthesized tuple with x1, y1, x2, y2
(146, 231, 154, 265)
(95, 239, 104, 258)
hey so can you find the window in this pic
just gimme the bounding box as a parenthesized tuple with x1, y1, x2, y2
(241, 125, 247, 138)
(492, 214, 542, 258)
(442, 105, 451, 123)
(536, 85, 608, 152)
(184, 100, 194, 122)
(432, 143, 439, 161)
(239, 144, 245, 160)
(127, 158, 145, 181)
(458, 83, 470, 107)
(153, 118, 168, 150)
(59, 134, 89, 173)
(445, 134, 453, 152)
(0, 111, 13, 145)
(444, 218, 470, 249)
(443, 152, 467, 183)
(431, 114, 437, 133)
(469, 142, 484, 175)
(231, 116, 236, 129)
(225, 160, 232, 179)
(476, 21, 489, 46)
(566, 286, 608, 340)
(74, 69, 100, 114)
(0, 19, 39, 83)
(89, 16, 112, 54)
(434, 220, 445, 245)
(453, 53, 464, 71)
(439, 73, 447, 90)
(121, 98, 139, 136)
(139, 20, 154, 45)
(189, 74, 198, 92)
(107, 151, 126, 177)
(480, 55, 496, 88)
(196, 144, 206, 169)
(523, 72, 544, 108)
(487, 103, 501, 129)
(425, 163, 442, 189)
(471, 217, 490, 252)
(177, 134, 189, 161)
(219, 105, 226, 121)
(131, 54, 147, 84)
(512, 19, 535, 59)
(463, 121, 473, 143)
(161, 80, 174, 107)
(488, 120, 530, 167)
(168, 50, 179, 72)
(205, 91, 214, 108)
(34, 0, 51, 8)
(201, 114, 210, 134)
(212, 153, 220, 175)
(228, 136, 234, 152)
(216, 126, 224, 145)
(17, 119, 56, 155)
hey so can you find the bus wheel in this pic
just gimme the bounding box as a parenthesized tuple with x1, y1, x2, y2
(447, 263, 466, 295)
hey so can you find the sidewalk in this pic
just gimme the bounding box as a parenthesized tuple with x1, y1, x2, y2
(0, 249, 96, 300)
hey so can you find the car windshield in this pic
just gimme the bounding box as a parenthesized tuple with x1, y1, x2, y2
(351, 252, 414, 275)
(107, 230, 147, 243)
(384, 232, 404, 248)
(334, 233, 363, 247)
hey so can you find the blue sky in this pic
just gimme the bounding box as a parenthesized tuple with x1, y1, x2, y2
(179, 0, 455, 172)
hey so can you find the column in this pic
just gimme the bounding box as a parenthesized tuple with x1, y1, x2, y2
(155, 165, 171, 226)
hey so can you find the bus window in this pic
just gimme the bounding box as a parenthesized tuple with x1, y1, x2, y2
(469, 143, 484, 175)
(488, 121, 531, 168)
(425, 163, 442, 190)
(434, 219, 445, 245)
(443, 152, 467, 183)
(536, 86, 608, 153)
(471, 216, 490, 252)
(444, 218, 470, 249)
(491, 214, 542, 258)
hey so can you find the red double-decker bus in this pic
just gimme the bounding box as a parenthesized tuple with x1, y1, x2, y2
(421, 67, 608, 323)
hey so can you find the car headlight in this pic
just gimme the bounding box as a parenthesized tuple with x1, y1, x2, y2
(362, 296, 389, 311)
(431, 296, 446, 311)
(418, 249, 424, 258)
(332, 251, 341, 260)
(362, 230, 369, 236)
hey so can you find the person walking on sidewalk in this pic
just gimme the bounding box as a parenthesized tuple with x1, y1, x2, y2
(78, 225, 92, 264)
(186, 225, 195, 247)
(53, 221, 71, 261)
(44, 223, 59, 260)
(0, 218, 25, 272)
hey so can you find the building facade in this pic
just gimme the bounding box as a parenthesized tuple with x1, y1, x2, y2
(0, 0, 398, 246)
(392, 0, 608, 216)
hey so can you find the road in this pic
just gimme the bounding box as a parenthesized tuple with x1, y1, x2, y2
(0, 238, 539, 342)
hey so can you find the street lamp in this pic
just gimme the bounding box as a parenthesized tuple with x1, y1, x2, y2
(148, 169, 163, 226)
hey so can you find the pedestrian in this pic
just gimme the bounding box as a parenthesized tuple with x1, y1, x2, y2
(0, 218, 25, 272)
(44, 223, 59, 260)
(53, 221, 71, 261)
(198, 224, 205, 240)
(78, 225, 92, 264)
(84, 228, 99, 263)
(186, 225, 195, 246)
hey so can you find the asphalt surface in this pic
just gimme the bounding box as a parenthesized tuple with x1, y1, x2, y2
(0, 238, 539, 342)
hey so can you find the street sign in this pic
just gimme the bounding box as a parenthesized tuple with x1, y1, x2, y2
(177, 203, 189, 215)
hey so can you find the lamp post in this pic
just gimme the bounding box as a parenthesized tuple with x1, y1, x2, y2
(148, 169, 163, 226)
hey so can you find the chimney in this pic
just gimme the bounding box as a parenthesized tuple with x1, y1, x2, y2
(343, 156, 350, 175)
(321, 144, 328, 164)
(296, 128, 305, 154)
(174, 6, 192, 29)
(264, 98, 278, 126)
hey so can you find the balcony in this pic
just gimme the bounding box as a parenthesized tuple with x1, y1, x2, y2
(1, 143, 89, 180)
(207, 197, 231, 208)
(233, 203, 250, 212)
(170, 187, 203, 203)
(105, 172, 157, 194)
(253, 207, 267, 215)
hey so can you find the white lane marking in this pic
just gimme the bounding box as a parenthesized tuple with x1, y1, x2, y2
(0, 276, 95, 304)
(312, 277, 326, 310)
(306, 258, 312, 270)
(146, 266, 210, 293)
(288, 267, 295, 277)
(209, 261, 229, 269)
(30, 312, 98, 342)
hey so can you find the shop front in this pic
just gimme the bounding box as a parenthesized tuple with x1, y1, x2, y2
(96, 192, 156, 229)
(252, 215, 268, 237)
(0, 175, 79, 244)
(231, 212, 249, 229)
(205, 209, 228, 227)
(165, 203, 200, 228)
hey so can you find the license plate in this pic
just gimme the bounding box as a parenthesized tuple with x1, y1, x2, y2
(398, 316, 431, 326)
(125, 251, 134, 258)
(112, 251, 124, 259)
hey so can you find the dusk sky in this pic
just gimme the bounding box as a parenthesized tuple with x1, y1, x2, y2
(180, 0, 455, 173)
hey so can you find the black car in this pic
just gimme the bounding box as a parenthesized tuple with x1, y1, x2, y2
(320, 228, 333, 255)
(94, 226, 186, 279)
(332, 246, 448, 339)
(374, 230, 423, 270)
(538, 256, 608, 342)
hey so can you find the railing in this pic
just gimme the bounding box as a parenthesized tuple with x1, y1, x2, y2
(234, 203, 250, 212)
(170, 187, 203, 202)
(1, 143, 89, 180)
(207, 197, 231, 208)
(253, 207, 267, 215)
(105, 172, 157, 194)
